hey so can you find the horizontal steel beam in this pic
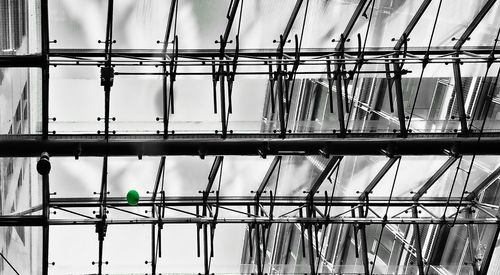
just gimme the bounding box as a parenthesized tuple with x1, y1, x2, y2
(1, 134, 500, 156)
(50, 47, 500, 59)
(43, 216, 499, 225)
(0, 55, 45, 67)
(49, 196, 473, 208)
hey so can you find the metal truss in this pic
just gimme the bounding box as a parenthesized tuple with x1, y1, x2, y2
(3, 0, 500, 274)
(4, 197, 496, 226)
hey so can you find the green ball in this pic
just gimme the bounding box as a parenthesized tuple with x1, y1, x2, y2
(127, 190, 140, 206)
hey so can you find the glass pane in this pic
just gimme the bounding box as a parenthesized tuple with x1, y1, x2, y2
(1, 158, 41, 216)
(168, 66, 221, 133)
(269, 155, 325, 196)
(50, 225, 97, 274)
(178, 0, 231, 50)
(300, 0, 360, 49)
(345, 63, 401, 133)
(227, 74, 277, 133)
(422, 156, 495, 211)
(112, 0, 172, 50)
(49, 0, 107, 49)
(156, 224, 203, 273)
(108, 157, 160, 198)
(103, 225, 150, 274)
(50, 157, 102, 198)
(110, 68, 163, 134)
(0, 68, 42, 134)
(320, 156, 392, 197)
(0, 226, 41, 274)
(0, 0, 41, 55)
(216, 156, 272, 196)
(371, 156, 450, 197)
(237, 0, 302, 49)
(463, 1, 500, 47)
(164, 156, 216, 196)
(287, 78, 341, 133)
(348, 0, 425, 48)
(49, 66, 103, 134)
(210, 224, 250, 273)
(409, 0, 489, 47)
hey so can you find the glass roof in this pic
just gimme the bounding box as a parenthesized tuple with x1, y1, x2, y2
(2, 0, 500, 274)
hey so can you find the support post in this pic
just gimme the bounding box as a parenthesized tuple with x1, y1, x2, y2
(412, 206, 425, 275)
(357, 206, 370, 275)
(42, 173, 49, 275)
(452, 59, 469, 135)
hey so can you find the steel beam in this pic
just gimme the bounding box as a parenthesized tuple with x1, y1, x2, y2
(50, 196, 476, 208)
(306, 156, 342, 201)
(2, 135, 500, 156)
(41, 216, 499, 225)
(49, 47, 500, 59)
(359, 157, 399, 201)
(453, 0, 497, 50)
(466, 165, 500, 200)
(412, 156, 459, 200)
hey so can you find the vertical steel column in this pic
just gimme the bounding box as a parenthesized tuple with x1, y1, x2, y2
(392, 60, 408, 137)
(42, 173, 49, 275)
(357, 206, 370, 275)
(151, 210, 157, 275)
(40, 0, 50, 271)
(452, 59, 469, 135)
(254, 203, 263, 275)
(335, 61, 346, 136)
(41, 0, 49, 139)
(412, 206, 425, 275)
(306, 205, 316, 275)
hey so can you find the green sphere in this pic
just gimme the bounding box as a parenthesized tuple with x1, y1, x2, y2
(127, 190, 140, 206)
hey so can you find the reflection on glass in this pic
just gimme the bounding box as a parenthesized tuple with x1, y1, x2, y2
(49, 0, 106, 49)
(0, 0, 40, 55)
(0, 226, 41, 274)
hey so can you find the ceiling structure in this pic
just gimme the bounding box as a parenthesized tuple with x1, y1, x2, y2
(1, 0, 500, 274)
